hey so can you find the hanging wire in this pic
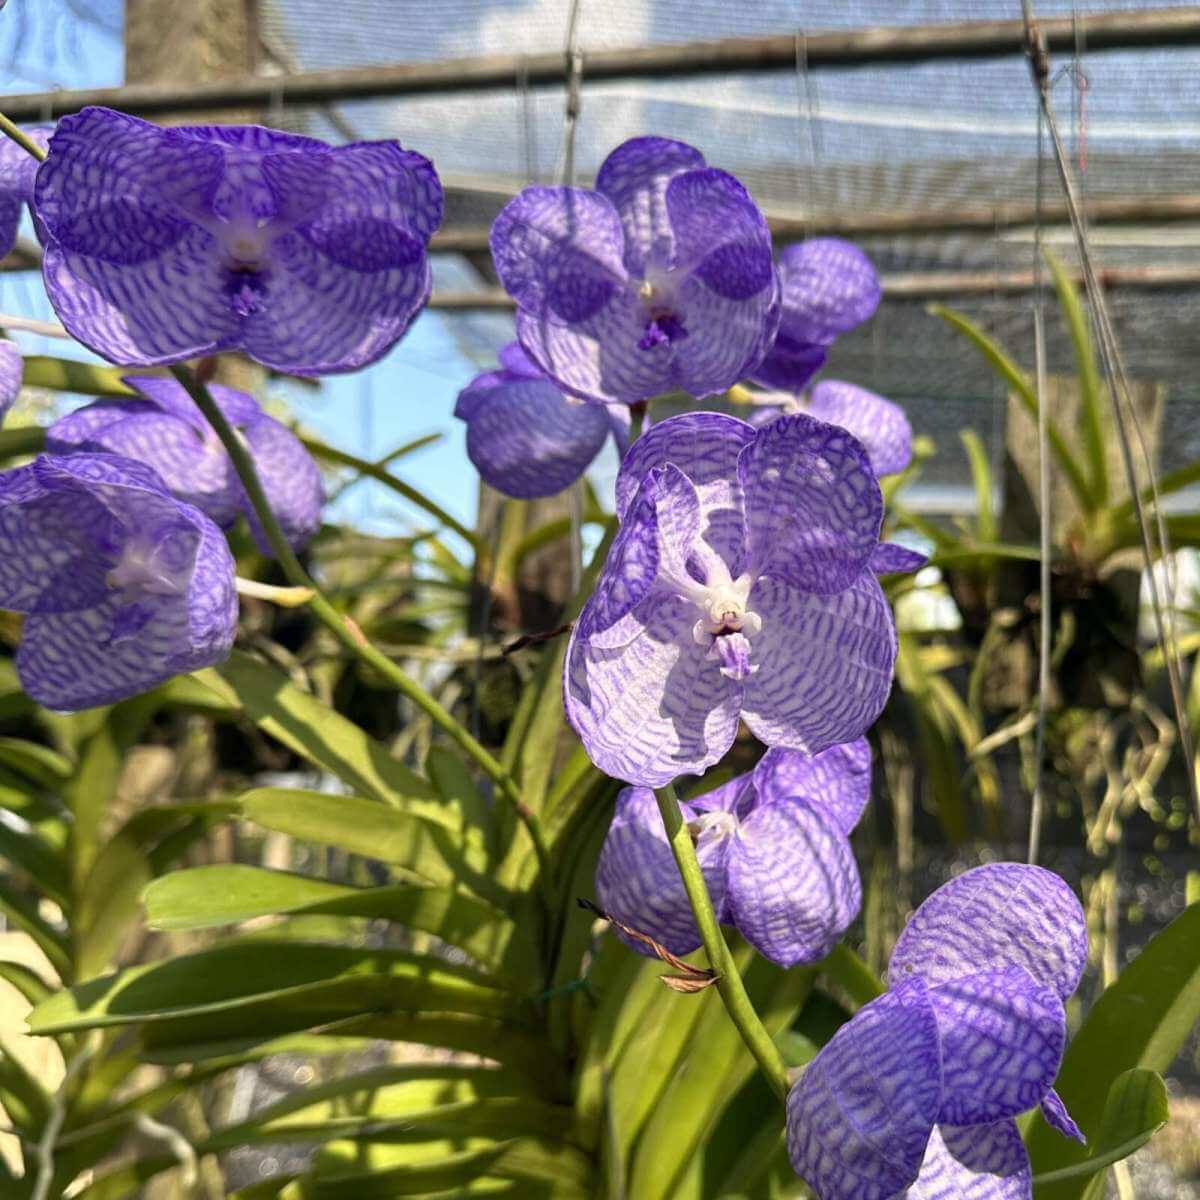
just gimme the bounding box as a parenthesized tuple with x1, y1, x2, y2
(1019, 1, 1200, 825)
(561, 0, 585, 594)
(1028, 78, 1051, 867)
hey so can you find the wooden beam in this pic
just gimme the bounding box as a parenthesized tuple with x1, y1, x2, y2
(2, 7, 1197, 121)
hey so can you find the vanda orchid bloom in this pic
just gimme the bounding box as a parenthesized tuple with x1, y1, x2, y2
(34, 106, 442, 374)
(597, 741, 870, 967)
(566, 410, 921, 787)
(454, 342, 629, 499)
(0, 453, 237, 711)
(787, 863, 1088, 1200)
(490, 136, 780, 405)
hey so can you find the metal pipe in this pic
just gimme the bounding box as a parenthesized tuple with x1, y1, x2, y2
(2, 7, 1198, 121)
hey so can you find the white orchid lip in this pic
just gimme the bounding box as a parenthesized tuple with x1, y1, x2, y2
(106, 539, 187, 602)
(689, 570, 762, 642)
(687, 808, 738, 847)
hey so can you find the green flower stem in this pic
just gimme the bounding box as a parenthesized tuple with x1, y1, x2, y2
(653, 782, 790, 1102)
(0, 112, 47, 163)
(169, 364, 554, 897)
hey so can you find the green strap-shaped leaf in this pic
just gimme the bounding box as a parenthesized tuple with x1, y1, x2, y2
(1027, 902, 1200, 1198)
(928, 304, 1095, 512)
(239, 787, 500, 904)
(196, 651, 439, 809)
(0, 737, 72, 788)
(0, 879, 70, 979)
(143, 866, 539, 985)
(1032, 1068, 1168, 1190)
(961, 429, 998, 545)
(27, 940, 530, 1036)
(1045, 250, 1108, 508)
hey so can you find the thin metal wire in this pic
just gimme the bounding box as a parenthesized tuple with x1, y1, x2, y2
(561, 0, 585, 595)
(1019, 0, 1200, 825)
(1029, 84, 1051, 867)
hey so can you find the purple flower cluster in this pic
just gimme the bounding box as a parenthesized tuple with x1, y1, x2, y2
(0, 126, 50, 259)
(598, 741, 869, 967)
(788, 863, 1088, 1200)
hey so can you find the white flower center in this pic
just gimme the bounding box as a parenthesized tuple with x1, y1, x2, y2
(220, 217, 272, 268)
(687, 809, 739, 848)
(106, 538, 188, 604)
(688, 563, 762, 645)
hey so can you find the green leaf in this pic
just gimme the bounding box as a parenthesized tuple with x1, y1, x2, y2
(0, 813, 69, 906)
(1045, 250, 1107, 508)
(239, 788, 498, 902)
(205, 1064, 572, 1151)
(961, 429, 997, 545)
(426, 745, 494, 856)
(143, 866, 538, 985)
(28, 940, 531, 1036)
(197, 651, 438, 809)
(73, 831, 152, 980)
(1027, 902, 1200, 1197)
(1032, 1069, 1168, 1189)
(928, 304, 1094, 512)
(0, 959, 52, 1007)
(308, 1136, 592, 1198)
(0, 737, 71, 788)
(0, 878, 70, 980)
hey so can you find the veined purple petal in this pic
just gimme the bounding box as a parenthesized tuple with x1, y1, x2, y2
(48, 403, 239, 528)
(887, 863, 1088, 1003)
(564, 592, 742, 787)
(595, 136, 707, 275)
(239, 414, 324, 551)
(516, 294, 676, 406)
(667, 168, 776, 301)
(871, 542, 929, 574)
(741, 573, 896, 755)
(497, 340, 545, 378)
(1040, 1089, 1086, 1144)
(455, 368, 609, 499)
(787, 980, 941, 1200)
(751, 336, 828, 393)
(902, 1122, 1031, 1200)
(808, 381, 913, 477)
(0, 339, 21, 423)
(739, 412, 883, 594)
(726, 800, 860, 967)
(776, 238, 881, 347)
(241, 223, 431, 374)
(576, 474, 660, 642)
(0, 126, 51, 257)
(615, 411, 754, 569)
(490, 185, 626, 324)
(753, 739, 871, 835)
(595, 785, 731, 957)
(929, 967, 1066, 1125)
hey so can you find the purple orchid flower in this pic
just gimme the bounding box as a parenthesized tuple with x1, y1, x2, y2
(565, 410, 913, 786)
(0, 126, 50, 259)
(0, 339, 20, 424)
(753, 238, 881, 392)
(0, 453, 237, 711)
(47, 375, 323, 554)
(787, 863, 1088, 1200)
(489, 137, 780, 405)
(454, 342, 629, 499)
(597, 740, 869, 967)
(33, 107, 442, 374)
(748, 380, 913, 479)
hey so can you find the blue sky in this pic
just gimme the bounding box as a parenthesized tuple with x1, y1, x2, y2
(1, 0, 488, 544)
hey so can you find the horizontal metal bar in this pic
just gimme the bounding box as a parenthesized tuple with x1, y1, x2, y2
(2, 7, 1197, 121)
(426, 264, 1200, 310)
